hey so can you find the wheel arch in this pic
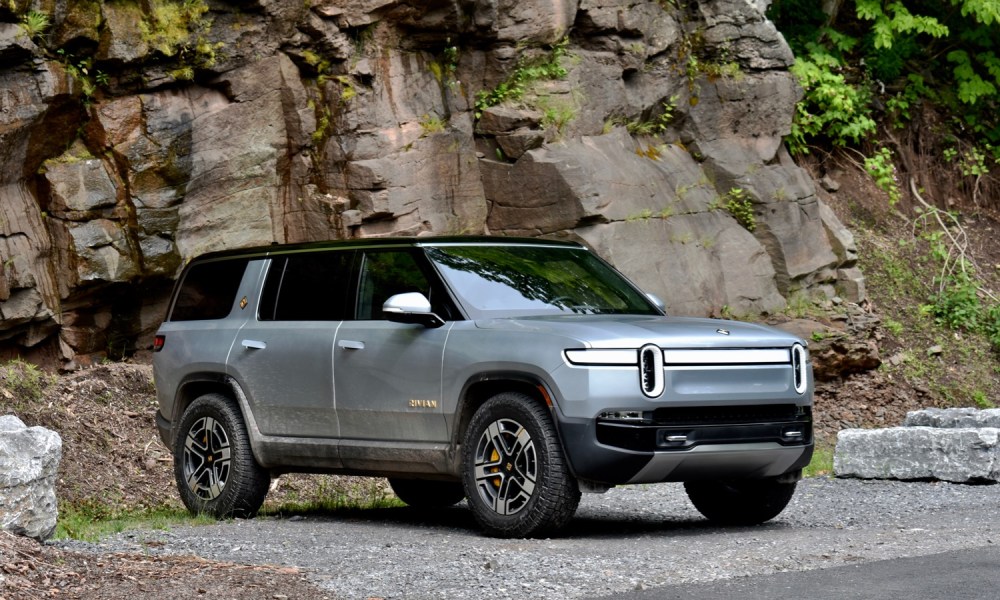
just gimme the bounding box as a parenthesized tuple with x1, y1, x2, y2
(171, 373, 234, 427)
(453, 372, 572, 469)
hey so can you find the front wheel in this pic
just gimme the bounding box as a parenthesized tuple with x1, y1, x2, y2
(173, 393, 270, 518)
(684, 477, 797, 526)
(462, 392, 580, 538)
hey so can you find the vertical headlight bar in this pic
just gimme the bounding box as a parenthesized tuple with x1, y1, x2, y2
(791, 344, 808, 394)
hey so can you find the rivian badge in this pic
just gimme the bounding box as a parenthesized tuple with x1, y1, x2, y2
(716, 328, 730, 335)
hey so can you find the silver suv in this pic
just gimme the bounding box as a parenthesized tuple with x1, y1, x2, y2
(153, 237, 812, 537)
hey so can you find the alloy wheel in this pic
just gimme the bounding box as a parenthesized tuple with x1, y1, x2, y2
(472, 417, 538, 515)
(183, 416, 232, 501)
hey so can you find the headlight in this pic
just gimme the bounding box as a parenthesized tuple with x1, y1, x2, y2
(792, 343, 809, 394)
(563, 349, 637, 365)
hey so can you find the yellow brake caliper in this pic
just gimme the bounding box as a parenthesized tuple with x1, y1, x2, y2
(490, 448, 501, 487)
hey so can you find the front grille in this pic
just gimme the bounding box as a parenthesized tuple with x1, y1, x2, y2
(650, 404, 808, 426)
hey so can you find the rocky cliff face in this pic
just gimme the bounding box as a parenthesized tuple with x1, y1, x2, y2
(0, 0, 862, 364)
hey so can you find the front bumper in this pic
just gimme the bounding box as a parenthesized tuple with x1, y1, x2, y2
(557, 410, 814, 484)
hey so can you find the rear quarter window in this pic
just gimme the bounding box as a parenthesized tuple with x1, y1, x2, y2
(169, 259, 250, 321)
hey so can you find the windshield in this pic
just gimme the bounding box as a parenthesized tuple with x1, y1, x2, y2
(424, 244, 659, 318)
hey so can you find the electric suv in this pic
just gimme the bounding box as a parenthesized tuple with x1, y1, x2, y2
(153, 237, 813, 538)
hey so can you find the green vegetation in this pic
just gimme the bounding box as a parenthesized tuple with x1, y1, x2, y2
(803, 445, 834, 477)
(863, 147, 902, 205)
(911, 205, 1000, 352)
(770, 0, 1000, 150)
(538, 97, 578, 137)
(55, 478, 406, 542)
(720, 188, 756, 232)
(858, 220, 1000, 406)
(335, 75, 357, 102)
(140, 0, 220, 69)
(0, 359, 55, 408)
(56, 503, 214, 542)
(262, 479, 403, 517)
(19, 9, 49, 39)
(419, 113, 447, 135)
(311, 105, 331, 145)
(626, 208, 655, 223)
(474, 38, 569, 119)
(603, 97, 679, 138)
(429, 38, 460, 88)
(56, 49, 110, 101)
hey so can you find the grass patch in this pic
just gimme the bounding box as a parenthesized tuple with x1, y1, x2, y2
(56, 504, 214, 542)
(263, 477, 403, 516)
(804, 444, 834, 478)
(263, 494, 404, 517)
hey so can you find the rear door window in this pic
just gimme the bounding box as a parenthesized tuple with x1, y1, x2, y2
(170, 259, 250, 321)
(259, 251, 354, 321)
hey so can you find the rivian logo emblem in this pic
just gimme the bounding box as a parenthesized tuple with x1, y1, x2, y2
(716, 328, 730, 335)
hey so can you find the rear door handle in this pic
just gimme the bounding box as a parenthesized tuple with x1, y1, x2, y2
(337, 340, 365, 350)
(241, 339, 266, 350)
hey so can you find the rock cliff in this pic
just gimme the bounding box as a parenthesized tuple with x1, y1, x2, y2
(0, 0, 862, 364)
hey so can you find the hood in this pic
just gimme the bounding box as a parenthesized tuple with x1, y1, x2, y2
(474, 314, 803, 349)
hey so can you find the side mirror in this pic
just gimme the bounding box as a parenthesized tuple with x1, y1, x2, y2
(646, 292, 666, 314)
(383, 292, 445, 328)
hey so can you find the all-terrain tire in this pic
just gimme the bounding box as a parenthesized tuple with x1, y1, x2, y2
(173, 393, 270, 519)
(684, 478, 797, 526)
(388, 478, 465, 509)
(462, 392, 580, 538)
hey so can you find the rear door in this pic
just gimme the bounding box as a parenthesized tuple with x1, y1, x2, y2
(333, 248, 452, 443)
(228, 250, 353, 438)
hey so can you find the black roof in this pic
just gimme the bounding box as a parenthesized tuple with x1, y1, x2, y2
(189, 235, 585, 263)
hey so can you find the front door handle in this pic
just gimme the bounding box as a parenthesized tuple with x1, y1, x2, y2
(337, 340, 365, 350)
(241, 339, 266, 350)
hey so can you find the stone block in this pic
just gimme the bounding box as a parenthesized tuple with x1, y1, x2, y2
(0, 415, 61, 540)
(904, 408, 1000, 429)
(834, 427, 1000, 483)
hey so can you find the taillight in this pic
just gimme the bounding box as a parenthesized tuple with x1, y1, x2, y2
(153, 335, 165, 352)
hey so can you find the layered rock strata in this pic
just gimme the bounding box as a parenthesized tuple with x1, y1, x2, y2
(0, 0, 863, 363)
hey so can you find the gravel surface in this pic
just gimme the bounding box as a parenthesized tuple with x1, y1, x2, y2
(57, 477, 999, 599)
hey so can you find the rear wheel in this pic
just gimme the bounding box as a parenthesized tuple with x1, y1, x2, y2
(173, 393, 270, 518)
(388, 478, 465, 508)
(462, 392, 580, 538)
(684, 477, 797, 526)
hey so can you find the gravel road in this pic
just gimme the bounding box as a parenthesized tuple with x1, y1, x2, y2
(60, 477, 999, 599)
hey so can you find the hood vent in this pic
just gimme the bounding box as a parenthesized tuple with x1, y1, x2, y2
(639, 344, 664, 398)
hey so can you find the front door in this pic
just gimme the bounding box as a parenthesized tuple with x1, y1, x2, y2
(333, 249, 450, 443)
